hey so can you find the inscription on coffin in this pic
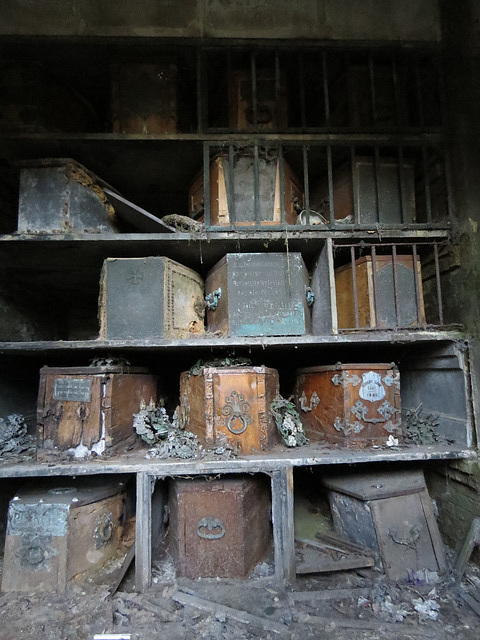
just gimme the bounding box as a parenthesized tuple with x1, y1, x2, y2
(8, 503, 70, 537)
(53, 378, 92, 402)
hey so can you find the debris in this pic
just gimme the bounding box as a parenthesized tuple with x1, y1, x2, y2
(295, 536, 375, 574)
(162, 213, 205, 233)
(407, 569, 440, 585)
(0, 413, 35, 458)
(302, 613, 437, 636)
(187, 356, 252, 376)
(108, 544, 135, 597)
(458, 586, 480, 618)
(133, 399, 172, 445)
(290, 588, 373, 602)
(412, 596, 440, 620)
(403, 403, 453, 445)
(172, 590, 288, 635)
(270, 394, 308, 447)
(455, 518, 480, 578)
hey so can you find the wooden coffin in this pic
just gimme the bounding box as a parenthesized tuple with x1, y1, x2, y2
(111, 62, 177, 134)
(335, 254, 426, 329)
(312, 156, 415, 225)
(2, 479, 127, 592)
(188, 154, 301, 226)
(168, 475, 272, 578)
(205, 252, 312, 337)
(36, 364, 158, 461)
(322, 470, 446, 581)
(229, 68, 288, 131)
(179, 365, 280, 453)
(17, 158, 119, 234)
(294, 362, 402, 447)
(99, 256, 205, 340)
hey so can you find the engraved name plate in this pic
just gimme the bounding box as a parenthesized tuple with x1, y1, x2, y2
(53, 378, 92, 402)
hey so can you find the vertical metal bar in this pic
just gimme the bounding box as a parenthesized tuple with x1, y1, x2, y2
(254, 142, 260, 228)
(196, 47, 204, 133)
(368, 53, 377, 124)
(250, 51, 258, 130)
(370, 245, 378, 328)
(275, 49, 281, 98)
(203, 141, 210, 228)
(398, 144, 406, 225)
(392, 55, 400, 127)
(227, 49, 233, 130)
(302, 145, 310, 225)
(136, 472, 153, 592)
(298, 50, 307, 130)
(228, 143, 235, 228)
(422, 143, 433, 224)
(350, 245, 360, 328)
(443, 146, 456, 226)
(323, 52, 330, 127)
(412, 243, 424, 325)
(391, 244, 401, 327)
(271, 468, 296, 582)
(327, 145, 335, 229)
(350, 145, 358, 226)
(415, 55, 425, 127)
(374, 145, 381, 224)
(279, 144, 286, 225)
(434, 243, 444, 325)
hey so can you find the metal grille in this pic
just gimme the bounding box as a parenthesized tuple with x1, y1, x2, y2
(332, 240, 452, 331)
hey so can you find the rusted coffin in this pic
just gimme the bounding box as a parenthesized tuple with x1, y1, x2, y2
(179, 365, 280, 453)
(205, 252, 313, 337)
(229, 68, 288, 131)
(99, 256, 205, 339)
(294, 363, 402, 447)
(17, 158, 119, 234)
(312, 156, 415, 225)
(188, 153, 301, 226)
(36, 364, 158, 461)
(335, 254, 426, 329)
(168, 475, 272, 578)
(323, 470, 446, 581)
(111, 62, 177, 134)
(1, 479, 127, 592)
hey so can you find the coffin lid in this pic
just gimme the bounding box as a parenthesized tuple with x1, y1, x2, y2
(40, 365, 150, 375)
(10, 477, 126, 508)
(296, 362, 398, 374)
(322, 470, 425, 501)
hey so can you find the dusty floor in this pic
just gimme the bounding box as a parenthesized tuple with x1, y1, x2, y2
(0, 555, 479, 640)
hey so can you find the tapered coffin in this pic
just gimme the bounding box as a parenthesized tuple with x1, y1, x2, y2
(323, 470, 446, 581)
(17, 158, 119, 234)
(168, 475, 272, 578)
(294, 363, 402, 447)
(36, 365, 158, 460)
(229, 68, 288, 131)
(2, 480, 127, 592)
(335, 254, 426, 329)
(313, 156, 415, 225)
(205, 253, 313, 337)
(179, 365, 280, 453)
(188, 154, 301, 226)
(111, 62, 177, 134)
(99, 257, 205, 339)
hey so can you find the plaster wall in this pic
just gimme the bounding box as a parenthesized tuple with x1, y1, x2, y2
(0, 0, 440, 41)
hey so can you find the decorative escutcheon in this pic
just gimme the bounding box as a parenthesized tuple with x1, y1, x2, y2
(94, 513, 114, 549)
(331, 372, 361, 389)
(387, 524, 422, 548)
(350, 400, 397, 424)
(205, 288, 222, 311)
(196, 516, 226, 540)
(299, 391, 320, 412)
(333, 418, 365, 435)
(221, 390, 254, 435)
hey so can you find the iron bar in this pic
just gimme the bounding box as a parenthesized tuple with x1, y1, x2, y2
(279, 145, 286, 225)
(391, 244, 401, 326)
(302, 145, 310, 225)
(327, 145, 335, 229)
(250, 51, 258, 130)
(203, 142, 210, 227)
(254, 142, 260, 227)
(323, 52, 330, 127)
(370, 245, 379, 328)
(350, 245, 360, 328)
(422, 143, 433, 224)
(433, 242, 444, 325)
(228, 143, 236, 227)
(412, 243, 424, 325)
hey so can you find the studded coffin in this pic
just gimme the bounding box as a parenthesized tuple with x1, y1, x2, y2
(179, 365, 280, 453)
(36, 364, 158, 461)
(1, 480, 127, 592)
(168, 475, 272, 578)
(294, 363, 402, 447)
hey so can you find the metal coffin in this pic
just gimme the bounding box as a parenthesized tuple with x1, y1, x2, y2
(36, 365, 158, 461)
(17, 158, 119, 234)
(179, 365, 280, 453)
(168, 475, 272, 578)
(99, 257, 205, 340)
(205, 253, 312, 337)
(111, 62, 177, 134)
(294, 363, 402, 447)
(1, 480, 127, 592)
(313, 156, 415, 225)
(335, 254, 426, 329)
(323, 470, 446, 581)
(188, 154, 301, 226)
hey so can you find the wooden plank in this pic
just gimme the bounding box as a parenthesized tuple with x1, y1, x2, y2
(104, 189, 175, 233)
(135, 472, 153, 593)
(271, 467, 295, 581)
(455, 517, 480, 578)
(290, 588, 372, 601)
(419, 489, 447, 573)
(172, 590, 287, 635)
(303, 613, 437, 636)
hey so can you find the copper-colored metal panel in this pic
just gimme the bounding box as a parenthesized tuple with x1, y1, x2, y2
(179, 366, 280, 453)
(294, 363, 402, 447)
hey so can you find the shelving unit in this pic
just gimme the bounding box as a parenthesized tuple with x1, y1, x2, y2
(0, 38, 476, 590)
